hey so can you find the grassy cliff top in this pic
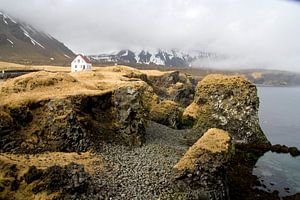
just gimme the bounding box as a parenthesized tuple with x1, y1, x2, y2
(198, 74, 251, 86)
(0, 64, 174, 107)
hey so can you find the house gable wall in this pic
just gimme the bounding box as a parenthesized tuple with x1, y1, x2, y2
(71, 55, 92, 72)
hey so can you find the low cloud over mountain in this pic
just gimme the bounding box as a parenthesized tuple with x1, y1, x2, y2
(1, 0, 300, 71)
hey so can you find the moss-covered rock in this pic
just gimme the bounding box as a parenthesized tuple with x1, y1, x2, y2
(0, 158, 91, 200)
(173, 128, 233, 200)
(149, 100, 183, 129)
(181, 102, 201, 128)
(0, 70, 156, 153)
(185, 74, 269, 146)
(146, 71, 196, 106)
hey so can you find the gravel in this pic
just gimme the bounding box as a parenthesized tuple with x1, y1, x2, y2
(89, 121, 202, 200)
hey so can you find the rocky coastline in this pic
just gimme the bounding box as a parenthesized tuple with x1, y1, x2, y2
(0, 66, 299, 199)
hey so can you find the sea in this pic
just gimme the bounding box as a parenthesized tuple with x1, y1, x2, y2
(253, 87, 300, 197)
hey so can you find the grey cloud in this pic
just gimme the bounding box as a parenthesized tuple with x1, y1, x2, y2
(1, 0, 300, 71)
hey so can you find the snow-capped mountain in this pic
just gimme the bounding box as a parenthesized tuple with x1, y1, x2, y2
(89, 49, 218, 68)
(0, 11, 74, 64)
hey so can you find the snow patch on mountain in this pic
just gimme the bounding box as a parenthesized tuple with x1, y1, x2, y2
(7, 39, 13, 44)
(0, 11, 16, 25)
(64, 54, 71, 58)
(88, 49, 220, 68)
(20, 27, 45, 49)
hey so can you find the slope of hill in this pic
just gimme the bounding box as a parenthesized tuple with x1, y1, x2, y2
(89, 49, 218, 68)
(0, 11, 75, 65)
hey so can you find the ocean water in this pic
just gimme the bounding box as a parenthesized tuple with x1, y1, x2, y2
(253, 87, 300, 197)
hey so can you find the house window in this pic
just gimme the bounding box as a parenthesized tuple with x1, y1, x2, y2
(83, 65, 85, 69)
(75, 65, 77, 68)
(78, 59, 80, 63)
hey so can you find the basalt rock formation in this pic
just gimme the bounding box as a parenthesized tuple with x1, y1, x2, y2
(0, 67, 276, 199)
(173, 128, 233, 199)
(0, 67, 156, 153)
(173, 74, 274, 200)
(0, 152, 100, 200)
(145, 70, 196, 107)
(183, 74, 270, 147)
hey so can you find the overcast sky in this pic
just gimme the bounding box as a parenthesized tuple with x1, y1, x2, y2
(1, 0, 300, 71)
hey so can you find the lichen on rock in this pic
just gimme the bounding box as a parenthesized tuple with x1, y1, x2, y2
(145, 70, 196, 106)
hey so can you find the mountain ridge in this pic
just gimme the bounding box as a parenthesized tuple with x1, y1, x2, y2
(88, 49, 219, 68)
(0, 10, 75, 65)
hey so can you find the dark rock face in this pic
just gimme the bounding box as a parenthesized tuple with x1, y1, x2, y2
(227, 148, 276, 200)
(0, 84, 153, 153)
(138, 50, 152, 64)
(31, 163, 91, 195)
(0, 160, 91, 199)
(146, 71, 196, 107)
(185, 74, 270, 146)
(112, 85, 153, 146)
(117, 50, 137, 63)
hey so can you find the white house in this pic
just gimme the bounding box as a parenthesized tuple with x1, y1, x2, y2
(71, 54, 92, 72)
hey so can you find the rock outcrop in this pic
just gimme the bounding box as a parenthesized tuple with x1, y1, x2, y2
(0, 67, 156, 153)
(173, 128, 233, 199)
(0, 158, 93, 200)
(0, 67, 277, 199)
(146, 70, 196, 106)
(183, 74, 269, 146)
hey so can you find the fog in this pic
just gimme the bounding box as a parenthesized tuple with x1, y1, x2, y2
(1, 0, 300, 71)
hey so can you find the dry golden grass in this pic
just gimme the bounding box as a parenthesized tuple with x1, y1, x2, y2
(199, 74, 249, 86)
(0, 151, 102, 200)
(174, 128, 230, 171)
(0, 65, 155, 107)
(0, 151, 103, 175)
(140, 69, 175, 76)
(0, 61, 69, 72)
(150, 100, 179, 113)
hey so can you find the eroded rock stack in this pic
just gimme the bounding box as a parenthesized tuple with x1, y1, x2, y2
(183, 74, 270, 147)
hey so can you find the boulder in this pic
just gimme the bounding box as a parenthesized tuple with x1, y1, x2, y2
(181, 102, 201, 128)
(185, 74, 269, 146)
(149, 100, 183, 129)
(173, 128, 233, 200)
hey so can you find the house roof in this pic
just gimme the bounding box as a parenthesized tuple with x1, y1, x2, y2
(77, 54, 92, 64)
